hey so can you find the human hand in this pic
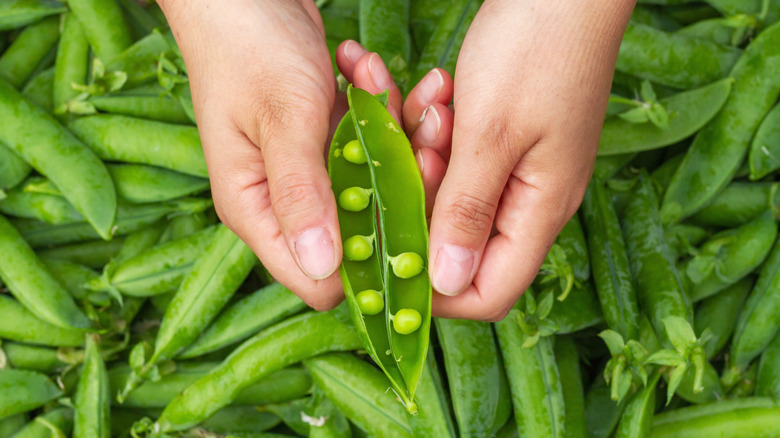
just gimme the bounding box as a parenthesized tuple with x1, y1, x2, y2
(428, 0, 635, 320)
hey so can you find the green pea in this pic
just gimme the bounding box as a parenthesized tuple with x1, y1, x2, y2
(344, 235, 373, 261)
(356, 289, 384, 315)
(338, 187, 371, 212)
(393, 309, 422, 335)
(391, 252, 424, 278)
(343, 139, 367, 164)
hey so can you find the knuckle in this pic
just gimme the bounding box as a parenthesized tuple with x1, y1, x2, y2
(444, 193, 496, 235)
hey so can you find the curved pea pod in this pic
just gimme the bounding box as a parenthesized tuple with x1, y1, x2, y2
(304, 353, 414, 438)
(156, 310, 361, 432)
(179, 282, 308, 359)
(0, 78, 116, 239)
(584, 375, 631, 438)
(435, 318, 511, 437)
(359, 0, 411, 89)
(10, 407, 73, 438)
(0, 369, 63, 418)
(54, 13, 89, 113)
(107, 164, 210, 204)
(555, 336, 587, 438)
(546, 281, 604, 334)
(68, 114, 207, 178)
(0, 182, 82, 224)
(87, 93, 192, 125)
(37, 237, 125, 269)
(756, 332, 780, 398)
(0, 143, 30, 191)
(616, 22, 740, 89)
(614, 373, 661, 438)
(686, 210, 776, 302)
(598, 79, 733, 156)
(0, 214, 92, 329)
(74, 336, 110, 438)
(0, 15, 59, 88)
(694, 277, 752, 359)
(495, 309, 566, 438)
(0, 295, 85, 347)
(408, 350, 457, 438)
(728, 237, 780, 374)
(650, 398, 780, 437)
(105, 30, 169, 88)
(1, 342, 65, 373)
(749, 102, 780, 179)
(582, 180, 640, 341)
(0, 413, 26, 437)
(67, 0, 132, 63)
(662, 21, 780, 224)
(0, 0, 65, 31)
(688, 182, 777, 228)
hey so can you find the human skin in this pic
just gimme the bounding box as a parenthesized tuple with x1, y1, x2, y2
(158, 0, 635, 321)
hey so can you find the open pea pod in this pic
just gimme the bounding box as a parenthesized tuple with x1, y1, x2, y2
(328, 86, 431, 413)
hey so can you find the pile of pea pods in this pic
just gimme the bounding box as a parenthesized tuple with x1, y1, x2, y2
(2, 0, 780, 437)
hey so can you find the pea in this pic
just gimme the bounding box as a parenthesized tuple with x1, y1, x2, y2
(356, 289, 384, 315)
(393, 309, 422, 335)
(344, 235, 374, 261)
(338, 187, 371, 212)
(391, 252, 425, 278)
(342, 139, 367, 164)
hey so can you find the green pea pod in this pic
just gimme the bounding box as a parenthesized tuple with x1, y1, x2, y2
(67, 0, 132, 63)
(749, 102, 780, 179)
(0, 15, 59, 88)
(37, 237, 125, 269)
(547, 281, 604, 334)
(662, 21, 780, 223)
(156, 310, 361, 432)
(10, 407, 73, 438)
(0, 413, 26, 437)
(593, 154, 635, 181)
(359, 0, 411, 88)
(676, 17, 754, 46)
(195, 406, 280, 435)
(687, 210, 776, 302)
(756, 332, 780, 398)
(0, 0, 65, 31)
(728, 361, 758, 398)
(69, 114, 207, 178)
(263, 398, 310, 436)
(107, 163, 210, 204)
(304, 353, 414, 438)
(87, 93, 193, 125)
(41, 258, 104, 303)
(20, 66, 55, 113)
(1, 342, 65, 373)
(117, 0, 165, 36)
(555, 336, 587, 438)
(0, 214, 91, 329)
(408, 349, 457, 438)
(0, 182, 82, 224)
(705, 0, 780, 26)
(557, 214, 590, 284)
(0, 142, 30, 191)
(157, 210, 212, 243)
(496, 309, 566, 438)
(0, 78, 117, 239)
(74, 336, 110, 438)
(630, 5, 681, 31)
(308, 389, 352, 438)
(0, 369, 63, 418)
(435, 318, 511, 437)
(584, 375, 631, 438)
(673, 361, 723, 404)
(650, 398, 780, 437)
(582, 180, 640, 341)
(616, 22, 741, 89)
(694, 277, 752, 359)
(105, 30, 169, 88)
(688, 182, 777, 228)
(729, 237, 780, 373)
(179, 282, 308, 359)
(54, 13, 90, 112)
(0, 295, 85, 347)
(598, 78, 733, 156)
(614, 373, 661, 438)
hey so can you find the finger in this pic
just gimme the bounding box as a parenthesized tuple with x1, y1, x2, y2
(411, 103, 453, 161)
(336, 39, 368, 84)
(403, 68, 453, 135)
(351, 52, 404, 126)
(415, 146, 447, 218)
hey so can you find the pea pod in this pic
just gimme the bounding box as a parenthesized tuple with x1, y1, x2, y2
(547, 281, 604, 334)
(10, 407, 73, 438)
(1, 342, 65, 373)
(41, 258, 105, 304)
(650, 398, 780, 437)
(156, 309, 361, 432)
(0, 295, 85, 347)
(304, 353, 413, 438)
(179, 282, 308, 359)
(68, 114, 208, 178)
(584, 374, 630, 438)
(0, 181, 82, 224)
(662, 21, 780, 223)
(597, 78, 733, 156)
(107, 163, 210, 204)
(694, 277, 752, 359)
(0, 0, 66, 31)
(329, 86, 431, 412)
(0, 413, 25, 437)
(67, 0, 132, 63)
(37, 237, 125, 269)
(0, 143, 30, 191)
(0, 369, 62, 418)
(20, 66, 54, 113)
(0, 15, 59, 88)
(53, 12, 90, 113)
(435, 318, 511, 437)
(74, 335, 110, 438)
(748, 101, 780, 179)
(0, 77, 116, 239)
(308, 389, 352, 438)
(104, 30, 169, 88)
(555, 336, 587, 438)
(87, 92, 192, 125)
(408, 349, 457, 438)
(688, 182, 777, 228)
(756, 332, 780, 398)
(359, 0, 411, 88)
(614, 373, 661, 438)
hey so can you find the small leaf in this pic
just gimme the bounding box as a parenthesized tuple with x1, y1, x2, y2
(686, 255, 715, 284)
(599, 330, 626, 356)
(648, 103, 670, 131)
(537, 289, 555, 319)
(666, 364, 688, 405)
(663, 316, 696, 353)
(645, 349, 683, 367)
(640, 80, 657, 102)
(618, 106, 650, 124)
(522, 333, 540, 349)
(128, 342, 150, 371)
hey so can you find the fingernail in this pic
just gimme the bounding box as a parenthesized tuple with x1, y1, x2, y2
(295, 227, 336, 280)
(416, 149, 424, 174)
(343, 40, 367, 65)
(368, 53, 395, 91)
(418, 69, 444, 103)
(433, 244, 475, 296)
(417, 105, 440, 146)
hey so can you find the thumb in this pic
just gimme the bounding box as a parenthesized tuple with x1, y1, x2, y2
(429, 136, 517, 296)
(259, 106, 342, 281)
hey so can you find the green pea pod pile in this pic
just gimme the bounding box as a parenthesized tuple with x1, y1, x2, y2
(3, 1, 780, 437)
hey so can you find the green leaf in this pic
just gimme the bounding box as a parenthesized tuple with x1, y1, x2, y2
(618, 106, 650, 124)
(645, 349, 683, 367)
(599, 330, 626, 356)
(640, 80, 657, 102)
(686, 255, 715, 284)
(663, 316, 696, 353)
(666, 364, 688, 405)
(522, 333, 540, 349)
(648, 103, 670, 131)
(537, 288, 555, 319)
(128, 342, 151, 371)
